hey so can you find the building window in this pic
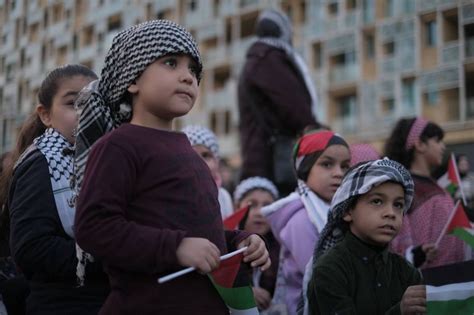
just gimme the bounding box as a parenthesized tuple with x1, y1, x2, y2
(385, 0, 395, 17)
(210, 111, 218, 134)
(6, 63, 14, 81)
(107, 14, 122, 32)
(338, 95, 356, 118)
(362, 0, 374, 23)
(213, 65, 230, 90)
(383, 41, 395, 56)
(425, 20, 437, 47)
(224, 110, 232, 134)
(347, 0, 356, 10)
(82, 26, 94, 46)
(52, 3, 63, 23)
(312, 42, 322, 69)
(213, 0, 220, 17)
(402, 0, 415, 14)
(328, 2, 338, 16)
(382, 98, 395, 114)
(364, 33, 375, 59)
(402, 78, 415, 109)
(425, 91, 438, 106)
(187, 0, 197, 11)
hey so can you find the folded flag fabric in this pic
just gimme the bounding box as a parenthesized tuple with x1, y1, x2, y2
(223, 205, 250, 230)
(208, 249, 258, 314)
(427, 281, 474, 315)
(437, 200, 474, 248)
(438, 153, 466, 204)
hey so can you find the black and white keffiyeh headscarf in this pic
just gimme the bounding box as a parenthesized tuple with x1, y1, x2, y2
(256, 9, 319, 121)
(15, 128, 75, 238)
(182, 125, 219, 157)
(73, 19, 202, 285)
(73, 19, 202, 196)
(314, 158, 414, 261)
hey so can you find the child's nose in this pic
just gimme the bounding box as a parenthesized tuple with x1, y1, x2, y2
(333, 166, 344, 177)
(179, 68, 194, 84)
(383, 205, 397, 218)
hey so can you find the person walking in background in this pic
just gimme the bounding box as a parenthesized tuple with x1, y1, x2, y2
(182, 125, 234, 219)
(72, 20, 270, 315)
(385, 117, 465, 268)
(1, 65, 109, 315)
(238, 9, 321, 196)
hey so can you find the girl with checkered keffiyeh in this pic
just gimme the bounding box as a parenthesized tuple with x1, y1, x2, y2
(1, 65, 106, 314)
(72, 20, 270, 314)
(385, 117, 465, 268)
(261, 130, 351, 315)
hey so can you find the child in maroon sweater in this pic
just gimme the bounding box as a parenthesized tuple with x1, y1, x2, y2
(73, 20, 270, 315)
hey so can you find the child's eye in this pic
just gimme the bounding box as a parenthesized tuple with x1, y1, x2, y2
(394, 202, 405, 210)
(321, 162, 332, 168)
(188, 64, 199, 77)
(370, 198, 382, 206)
(341, 163, 350, 172)
(163, 58, 177, 68)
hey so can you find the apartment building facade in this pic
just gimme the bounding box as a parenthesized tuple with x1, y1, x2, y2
(1, 0, 473, 161)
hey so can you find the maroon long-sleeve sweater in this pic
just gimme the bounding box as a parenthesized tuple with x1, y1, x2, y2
(75, 124, 249, 315)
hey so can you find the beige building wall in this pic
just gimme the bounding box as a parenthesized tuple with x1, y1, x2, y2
(1, 0, 474, 163)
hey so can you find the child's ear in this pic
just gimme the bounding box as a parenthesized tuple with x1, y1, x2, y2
(127, 81, 139, 94)
(342, 210, 353, 223)
(414, 139, 426, 153)
(36, 104, 52, 127)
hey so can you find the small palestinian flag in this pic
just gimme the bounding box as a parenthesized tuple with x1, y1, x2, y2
(436, 200, 474, 248)
(208, 249, 258, 314)
(427, 281, 474, 314)
(223, 205, 250, 230)
(424, 260, 474, 315)
(438, 153, 466, 204)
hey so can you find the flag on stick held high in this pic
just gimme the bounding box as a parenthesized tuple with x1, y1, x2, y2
(435, 200, 474, 248)
(208, 248, 258, 315)
(223, 205, 250, 230)
(437, 153, 466, 205)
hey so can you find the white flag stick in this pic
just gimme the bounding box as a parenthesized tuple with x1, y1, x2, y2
(451, 153, 467, 206)
(435, 200, 461, 247)
(157, 246, 248, 284)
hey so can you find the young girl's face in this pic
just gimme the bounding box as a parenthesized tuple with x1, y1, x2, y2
(343, 182, 405, 247)
(422, 137, 445, 167)
(38, 75, 95, 144)
(128, 54, 199, 122)
(306, 144, 351, 203)
(192, 145, 221, 186)
(238, 189, 275, 235)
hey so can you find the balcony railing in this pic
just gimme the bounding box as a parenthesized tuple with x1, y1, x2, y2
(466, 38, 474, 58)
(332, 116, 357, 134)
(380, 57, 396, 74)
(442, 42, 460, 64)
(329, 63, 359, 84)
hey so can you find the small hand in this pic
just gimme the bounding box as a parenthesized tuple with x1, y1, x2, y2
(237, 234, 271, 271)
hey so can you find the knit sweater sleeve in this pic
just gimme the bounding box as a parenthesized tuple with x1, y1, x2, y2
(9, 151, 77, 280)
(75, 139, 186, 274)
